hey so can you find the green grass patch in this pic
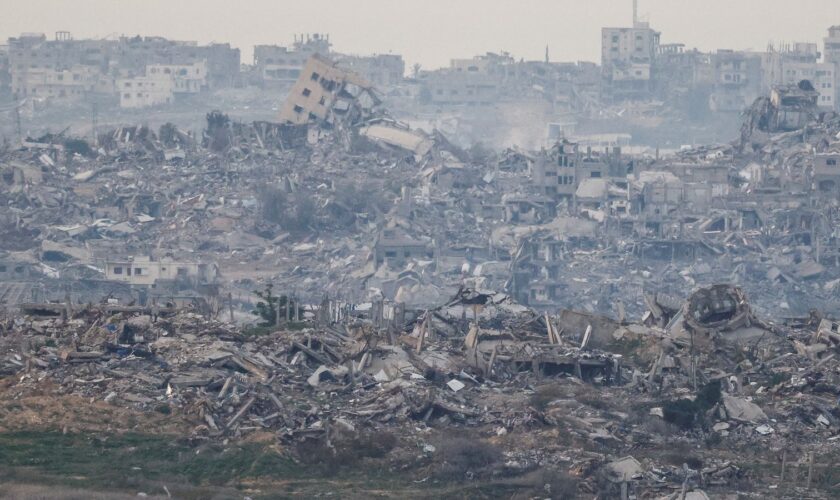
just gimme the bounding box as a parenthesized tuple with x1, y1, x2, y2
(0, 431, 302, 489)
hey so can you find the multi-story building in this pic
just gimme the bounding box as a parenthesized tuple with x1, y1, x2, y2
(146, 61, 207, 93)
(278, 53, 378, 125)
(7, 32, 237, 102)
(254, 34, 331, 87)
(16, 64, 111, 101)
(374, 227, 432, 267)
(824, 26, 840, 65)
(418, 70, 500, 106)
(532, 141, 628, 199)
(813, 153, 840, 193)
(192, 43, 239, 88)
(116, 74, 173, 108)
(762, 43, 835, 110)
(824, 26, 840, 109)
(416, 53, 515, 106)
(116, 60, 206, 108)
(8, 33, 115, 98)
(781, 62, 835, 109)
(601, 21, 660, 101)
(112, 36, 238, 88)
(104, 256, 218, 286)
(708, 50, 762, 112)
(334, 53, 404, 88)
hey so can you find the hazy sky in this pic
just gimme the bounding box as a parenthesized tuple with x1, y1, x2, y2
(4, 0, 839, 69)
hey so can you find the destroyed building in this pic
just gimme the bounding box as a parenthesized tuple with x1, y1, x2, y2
(4, 6, 840, 498)
(5, 32, 239, 106)
(601, 18, 660, 101)
(278, 53, 380, 126)
(104, 256, 218, 287)
(813, 152, 840, 193)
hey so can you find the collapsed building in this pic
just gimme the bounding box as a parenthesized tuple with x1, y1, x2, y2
(1, 36, 840, 499)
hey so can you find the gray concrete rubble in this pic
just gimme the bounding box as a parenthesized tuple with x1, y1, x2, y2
(0, 275, 840, 497)
(2, 58, 840, 498)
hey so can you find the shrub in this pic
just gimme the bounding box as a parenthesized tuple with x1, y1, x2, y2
(251, 284, 301, 327)
(64, 138, 94, 158)
(695, 380, 722, 409)
(662, 381, 721, 430)
(663, 399, 698, 429)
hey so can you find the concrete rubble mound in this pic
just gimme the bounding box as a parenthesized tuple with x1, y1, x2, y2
(1, 277, 840, 497)
(2, 59, 840, 497)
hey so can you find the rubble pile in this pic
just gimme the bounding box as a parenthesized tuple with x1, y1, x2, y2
(2, 284, 840, 497)
(2, 59, 840, 496)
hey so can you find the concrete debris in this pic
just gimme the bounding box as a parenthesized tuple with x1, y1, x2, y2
(605, 456, 644, 483)
(722, 395, 768, 423)
(2, 41, 840, 498)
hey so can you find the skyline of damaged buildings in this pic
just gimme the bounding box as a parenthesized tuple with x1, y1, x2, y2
(1, 11, 840, 150)
(0, 3, 838, 324)
(2, 45, 839, 325)
(4, 3, 840, 497)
